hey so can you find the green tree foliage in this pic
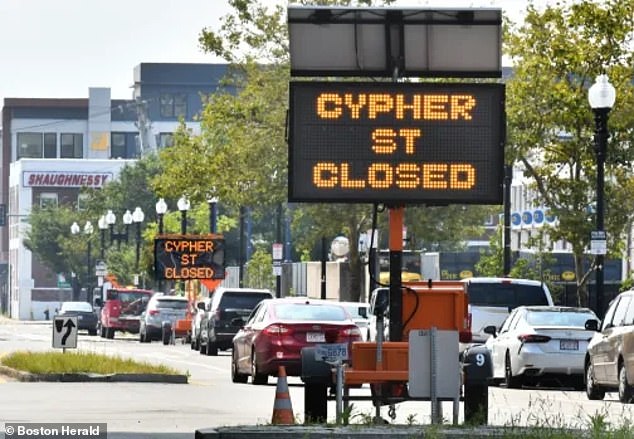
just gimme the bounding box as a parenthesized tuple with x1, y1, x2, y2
(24, 205, 83, 284)
(505, 0, 634, 306)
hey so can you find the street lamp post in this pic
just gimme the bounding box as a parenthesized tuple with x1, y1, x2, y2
(98, 215, 107, 260)
(156, 198, 167, 234)
(132, 207, 145, 285)
(106, 209, 132, 249)
(177, 195, 190, 234)
(71, 220, 94, 303)
(208, 196, 218, 234)
(155, 198, 168, 292)
(588, 74, 616, 318)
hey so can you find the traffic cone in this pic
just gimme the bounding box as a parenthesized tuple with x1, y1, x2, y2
(271, 365, 295, 425)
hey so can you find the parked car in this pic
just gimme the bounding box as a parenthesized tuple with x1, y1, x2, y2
(485, 305, 598, 388)
(231, 297, 363, 385)
(339, 301, 371, 341)
(199, 287, 273, 356)
(58, 301, 99, 335)
(191, 297, 213, 351)
(461, 277, 554, 351)
(139, 294, 189, 344)
(585, 289, 634, 402)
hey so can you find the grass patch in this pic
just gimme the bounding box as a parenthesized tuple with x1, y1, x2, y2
(1, 350, 182, 375)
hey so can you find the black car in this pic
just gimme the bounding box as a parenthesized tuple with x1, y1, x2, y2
(58, 301, 99, 335)
(199, 287, 273, 356)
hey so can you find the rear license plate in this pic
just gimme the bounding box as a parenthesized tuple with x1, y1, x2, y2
(307, 332, 325, 343)
(560, 340, 579, 351)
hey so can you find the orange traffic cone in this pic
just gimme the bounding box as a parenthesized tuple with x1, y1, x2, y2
(271, 365, 295, 425)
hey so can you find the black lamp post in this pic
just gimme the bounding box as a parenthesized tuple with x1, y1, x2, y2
(71, 220, 93, 303)
(132, 207, 145, 285)
(105, 209, 132, 249)
(156, 198, 167, 234)
(98, 215, 107, 260)
(177, 195, 190, 234)
(588, 74, 616, 318)
(208, 196, 218, 234)
(155, 198, 168, 292)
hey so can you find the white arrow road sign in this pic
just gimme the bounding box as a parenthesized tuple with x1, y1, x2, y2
(52, 316, 78, 349)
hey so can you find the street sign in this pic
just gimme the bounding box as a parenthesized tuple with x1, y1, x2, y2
(154, 234, 225, 280)
(590, 230, 607, 255)
(95, 260, 107, 277)
(52, 316, 78, 349)
(314, 343, 349, 363)
(288, 81, 505, 204)
(272, 243, 283, 261)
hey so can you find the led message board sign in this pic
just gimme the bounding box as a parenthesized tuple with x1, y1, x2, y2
(288, 81, 505, 204)
(154, 235, 225, 280)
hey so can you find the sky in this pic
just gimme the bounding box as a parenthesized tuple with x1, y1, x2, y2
(0, 0, 546, 107)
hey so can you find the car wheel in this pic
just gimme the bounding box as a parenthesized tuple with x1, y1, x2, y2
(251, 352, 268, 385)
(504, 352, 521, 389)
(88, 329, 97, 336)
(585, 361, 605, 401)
(206, 340, 218, 356)
(162, 327, 171, 345)
(106, 327, 114, 339)
(99, 324, 106, 338)
(139, 329, 145, 343)
(231, 349, 248, 384)
(194, 335, 200, 351)
(619, 364, 633, 403)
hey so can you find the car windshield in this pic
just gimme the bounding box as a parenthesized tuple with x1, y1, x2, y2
(274, 303, 348, 321)
(219, 292, 271, 309)
(157, 299, 188, 309)
(61, 302, 92, 312)
(525, 310, 595, 327)
(468, 283, 549, 307)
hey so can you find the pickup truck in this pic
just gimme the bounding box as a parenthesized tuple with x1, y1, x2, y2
(95, 287, 154, 339)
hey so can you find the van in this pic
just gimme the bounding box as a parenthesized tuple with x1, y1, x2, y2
(461, 277, 554, 349)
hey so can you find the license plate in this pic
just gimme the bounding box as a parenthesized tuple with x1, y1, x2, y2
(560, 340, 578, 351)
(307, 332, 325, 342)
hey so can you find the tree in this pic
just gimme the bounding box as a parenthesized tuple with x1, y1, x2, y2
(505, 0, 634, 306)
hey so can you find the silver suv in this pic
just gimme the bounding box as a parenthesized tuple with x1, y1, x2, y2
(139, 294, 189, 344)
(461, 277, 554, 350)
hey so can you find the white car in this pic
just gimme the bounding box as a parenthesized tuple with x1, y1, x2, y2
(339, 301, 371, 341)
(485, 305, 598, 388)
(461, 277, 554, 351)
(191, 297, 213, 351)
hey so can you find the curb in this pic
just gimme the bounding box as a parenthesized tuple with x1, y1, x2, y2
(194, 425, 587, 438)
(0, 365, 188, 383)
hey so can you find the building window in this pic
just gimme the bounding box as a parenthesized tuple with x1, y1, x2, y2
(17, 133, 43, 159)
(77, 193, 90, 211)
(44, 133, 57, 158)
(159, 133, 173, 148)
(39, 193, 58, 208)
(60, 133, 83, 158)
(111, 133, 126, 158)
(174, 94, 187, 117)
(160, 93, 187, 118)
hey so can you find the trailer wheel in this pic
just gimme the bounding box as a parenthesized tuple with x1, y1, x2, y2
(464, 384, 488, 425)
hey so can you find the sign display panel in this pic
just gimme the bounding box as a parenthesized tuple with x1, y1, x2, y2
(154, 235, 225, 280)
(288, 81, 505, 204)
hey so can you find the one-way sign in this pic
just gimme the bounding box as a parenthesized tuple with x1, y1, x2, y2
(52, 316, 78, 349)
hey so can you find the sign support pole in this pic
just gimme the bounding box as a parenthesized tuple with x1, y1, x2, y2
(388, 207, 404, 341)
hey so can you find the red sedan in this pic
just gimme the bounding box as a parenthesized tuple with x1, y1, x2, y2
(231, 297, 363, 385)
